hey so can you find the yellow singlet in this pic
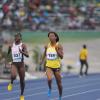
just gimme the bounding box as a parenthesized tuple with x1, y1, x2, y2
(80, 48, 88, 60)
(46, 43, 61, 68)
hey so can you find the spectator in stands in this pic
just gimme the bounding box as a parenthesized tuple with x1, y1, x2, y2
(0, 0, 99, 31)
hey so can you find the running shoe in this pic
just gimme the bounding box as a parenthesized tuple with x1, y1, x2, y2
(7, 83, 13, 91)
(59, 96, 62, 100)
(48, 89, 51, 97)
(20, 95, 24, 100)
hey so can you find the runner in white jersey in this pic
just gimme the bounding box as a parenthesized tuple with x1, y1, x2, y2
(11, 42, 23, 62)
(7, 33, 29, 100)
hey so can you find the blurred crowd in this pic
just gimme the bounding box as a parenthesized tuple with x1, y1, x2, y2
(0, 0, 100, 31)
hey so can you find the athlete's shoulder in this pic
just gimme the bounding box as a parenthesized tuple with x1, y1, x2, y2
(21, 43, 27, 49)
(44, 44, 48, 49)
(9, 42, 13, 48)
(56, 42, 62, 49)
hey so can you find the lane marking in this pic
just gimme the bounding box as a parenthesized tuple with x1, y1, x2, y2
(3, 82, 100, 100)
(51, 88, 100, 100)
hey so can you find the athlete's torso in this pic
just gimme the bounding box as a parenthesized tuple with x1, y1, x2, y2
(11, 42, 23, 62)
(46, 43, 60, 68)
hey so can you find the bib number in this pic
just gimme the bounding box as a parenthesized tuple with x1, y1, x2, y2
(14, 53, 21, 57)
(12, 52, 22, 60)
(47, 53, 57, 60)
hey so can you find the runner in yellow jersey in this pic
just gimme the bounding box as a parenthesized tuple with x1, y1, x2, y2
(40, 32, 63, 100)
(79, 44, 89, 77)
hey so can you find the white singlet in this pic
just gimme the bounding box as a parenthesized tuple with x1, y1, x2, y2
(11, 42, 23, 62)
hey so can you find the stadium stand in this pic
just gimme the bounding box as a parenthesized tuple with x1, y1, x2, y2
(0, 0, 99, 31)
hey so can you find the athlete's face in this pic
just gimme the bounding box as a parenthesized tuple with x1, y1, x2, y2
(48, 33, 56, 42)
(15, 35, 21, 42)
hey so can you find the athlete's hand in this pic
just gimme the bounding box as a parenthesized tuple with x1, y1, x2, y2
(19, 48, 23, 53)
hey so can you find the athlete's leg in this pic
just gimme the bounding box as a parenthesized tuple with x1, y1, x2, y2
(46, 67, 53, 96)
(53, 70, 63, 98)
(18, 63, 25, 96)
(8, 63, 17, 91)
(11, 64, 17, 83)
(46, 67, 53, 90)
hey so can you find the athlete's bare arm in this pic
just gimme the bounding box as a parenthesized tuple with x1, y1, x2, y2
(55, 44, 63, 59)
(7, 43, 12, 55)
(40, 45, 47, 65)
(19, 44, 29, 57)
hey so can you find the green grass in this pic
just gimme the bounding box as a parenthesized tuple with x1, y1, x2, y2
(22, 31, 100, 43)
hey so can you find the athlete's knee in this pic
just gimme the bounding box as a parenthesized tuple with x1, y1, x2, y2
(48, 78, 52, 82)
(58, 80, 62, 86)
(20, 76, 25, 82)
(56, 78, 62, 86)
(47, 74, 52, 81)
(19, 73, 25, 80)
(20, 79, 25, 85)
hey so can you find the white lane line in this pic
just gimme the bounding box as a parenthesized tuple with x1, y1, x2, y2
(1, 78, 100, 95)
(3, 82, 100, 100)
(51, 88, 100, 100)
(97, 98, 100, 100)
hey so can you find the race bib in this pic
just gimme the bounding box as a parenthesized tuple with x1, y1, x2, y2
(12, 51, 22, 61)
(12, 46, 22, 62)
(47, 53, 57, 60)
